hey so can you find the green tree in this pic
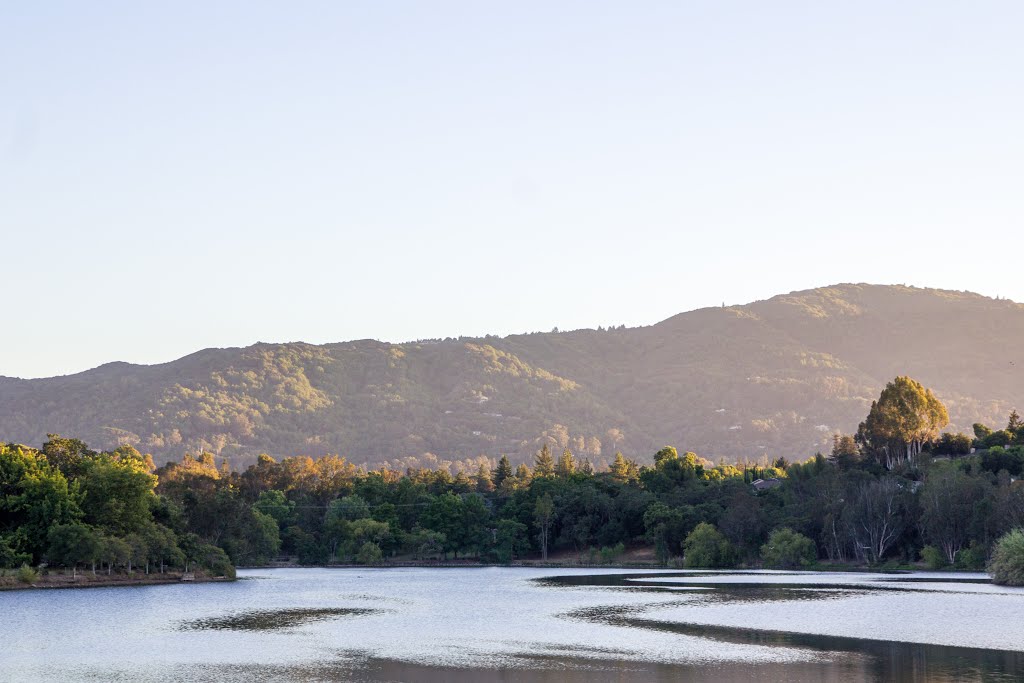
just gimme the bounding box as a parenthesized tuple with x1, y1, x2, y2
(857, 376, 949, 469)
(475, 463, 494, 493)
(46, 523, 99, 578)
(760, 527, 816, 568)
(920, 468, 988, 564)
(493, 456, 514, 490)
(356, 541, 383, 564)
(989, 529, 1024, 586)
(494, 519, 529, 563)
(534, 445, 555, 478)
(684, 522, 735, 568)
(79, 454, 158, 535)
(610, 452, 639, 482)
(829, 434, 860, 469)
(555, 448, 576, 477)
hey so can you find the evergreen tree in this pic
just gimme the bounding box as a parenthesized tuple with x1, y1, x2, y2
(534, 444, 555, 477)
(555, 448, 576, 477)
(610, 452, 639, 482)
(493, 455, 514, 489)
(475, 463, 494, 493)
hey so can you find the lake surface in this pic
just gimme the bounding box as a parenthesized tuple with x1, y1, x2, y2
(2, 567, 1024, 681)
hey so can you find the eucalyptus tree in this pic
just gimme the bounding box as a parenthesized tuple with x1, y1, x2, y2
(857, 376, 949, 469)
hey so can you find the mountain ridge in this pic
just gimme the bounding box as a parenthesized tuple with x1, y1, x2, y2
(2, 283, 1021, 470)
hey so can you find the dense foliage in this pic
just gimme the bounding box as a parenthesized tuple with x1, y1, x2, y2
(0, 436, 234, 579)
(3, 377, 1023, 581)
(988, 529, 1024, 586)
(2, 285, 1022, 471)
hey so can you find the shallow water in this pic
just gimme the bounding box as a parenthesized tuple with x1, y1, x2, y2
(1, 567, 1022, 681)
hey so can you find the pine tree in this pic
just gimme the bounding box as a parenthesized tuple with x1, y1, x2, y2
(610, 452, 638, 482)
(556, 448, 576, 477)
(514, 463, 532, 486)
(579, 457, 595, 476)
(475, 462, 494, 493)
(534, 444, 555, 477)
(493, 455, 513, 489)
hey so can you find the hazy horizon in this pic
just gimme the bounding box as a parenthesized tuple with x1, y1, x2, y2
(3, 3, 1022, 378)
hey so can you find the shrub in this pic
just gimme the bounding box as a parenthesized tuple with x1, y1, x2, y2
(760, 528, 816, 569)
(684, 523, 735, 568)
(920, 545, 947, 570)
(17, 564, 39, 584)
(356, 541, 383, 565)
(956, 544, 986, 571)
(989, 529, 1024, 585)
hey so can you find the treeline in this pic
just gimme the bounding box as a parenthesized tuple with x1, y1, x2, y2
(0, 436, 233, 579)
(3, 376, 1024, 585)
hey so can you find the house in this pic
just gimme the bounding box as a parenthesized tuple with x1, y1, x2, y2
(751, 478, 782, 492)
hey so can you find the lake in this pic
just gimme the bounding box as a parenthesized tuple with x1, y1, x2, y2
(2, 567, 1023, 681)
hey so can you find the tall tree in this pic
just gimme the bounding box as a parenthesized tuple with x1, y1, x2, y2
(857, 376, 949, 469)
(534, 444, 555, 477)
(555, 448, 576, 477)
(609, 452, 639, 482)
(534, 493, 554, 561)
(493, 456, 513, 490)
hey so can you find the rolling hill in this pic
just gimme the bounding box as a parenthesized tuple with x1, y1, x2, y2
(1, 284, 1021, 471)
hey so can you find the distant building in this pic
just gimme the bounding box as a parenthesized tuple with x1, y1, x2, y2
(751, 478, 782, 492)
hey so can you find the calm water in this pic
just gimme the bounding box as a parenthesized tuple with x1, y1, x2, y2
(2, 567, 1023, 681)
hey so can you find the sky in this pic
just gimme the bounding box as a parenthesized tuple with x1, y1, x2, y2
(2, 2, 1022, 379)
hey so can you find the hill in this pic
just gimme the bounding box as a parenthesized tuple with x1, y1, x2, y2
(1, 284, 1021, 470)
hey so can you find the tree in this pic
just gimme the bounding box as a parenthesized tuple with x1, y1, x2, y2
(920, 468, 988, 564)
(494, 519, 529, 563)
(356, 541, 383, 564)
(79, 454, 158, 535)
(857, 376, 949, 469)
(46, 523, 99, 578)
(41, 434, 96, 478)
(534, 445, 555, 477)
(829, 434, 859, 469)
(989, 529, 1024, 586)
(684, 522, 734, 568)
(610, 453, 639, 482)
(760, 528, 816, 568)
(1008, 410, 1023, 434)
(475, 463, 494, 493)
(493, 456, 513, 490)
(845, 477, 908, 564)
(0, 444, 83, 562)
(534, 494, 554, 561)
(555, 448, 576, 477)
(0, 535, 30, 569)
(932, 432, 973, 456)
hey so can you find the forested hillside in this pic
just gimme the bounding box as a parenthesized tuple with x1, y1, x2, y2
(1, 284, 1021, 470)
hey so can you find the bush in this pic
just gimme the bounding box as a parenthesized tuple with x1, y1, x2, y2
(17, 564, 39, 584)
(356, 541, 383, 565)
(920, 545, 947, 570)
(760, 528, 816, 569)
(956, 544, 986, 571)
(684, 523, 735, 568)
(989, 529, 1024, 585)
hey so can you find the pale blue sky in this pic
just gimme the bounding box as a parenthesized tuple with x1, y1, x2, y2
(2, 2, 1022, 379)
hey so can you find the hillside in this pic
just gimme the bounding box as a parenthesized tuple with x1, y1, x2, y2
(1, 284, 1021, 470)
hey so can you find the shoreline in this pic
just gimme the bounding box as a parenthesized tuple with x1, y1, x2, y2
(0, 572, 232, 592)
